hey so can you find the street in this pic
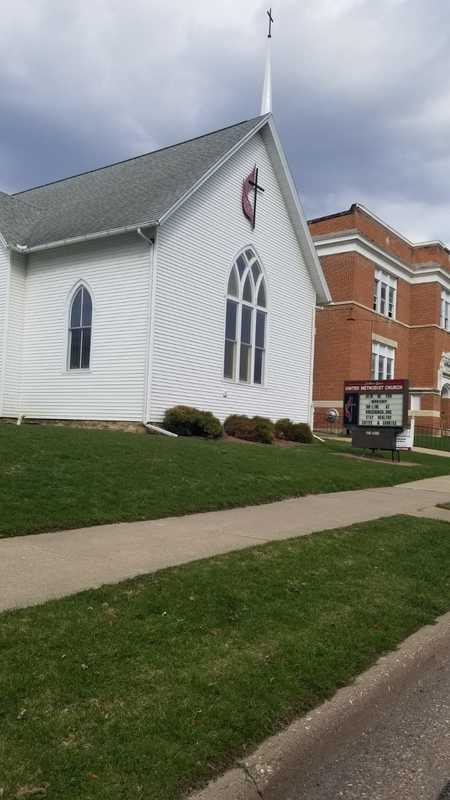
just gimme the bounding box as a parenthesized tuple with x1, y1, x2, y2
(266, 638, 450, 800)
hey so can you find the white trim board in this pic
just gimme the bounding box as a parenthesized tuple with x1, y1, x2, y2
(314, 232, 450, 292)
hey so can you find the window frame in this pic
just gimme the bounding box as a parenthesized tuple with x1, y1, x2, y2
(67, 284, 93, 372)
(371, 340, 395, 381)
(441, 291, 450, 331)
(373, 269, 397, 320)
(223, 249, 268, 386)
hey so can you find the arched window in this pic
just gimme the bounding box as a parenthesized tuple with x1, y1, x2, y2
(224, 249, 267, 384)
(68, 285, 92, 369)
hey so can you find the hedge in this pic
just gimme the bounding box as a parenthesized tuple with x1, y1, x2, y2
(224, 414, 274, 444)
(275, 418, 313, 444)
(163, 406, 223, 439)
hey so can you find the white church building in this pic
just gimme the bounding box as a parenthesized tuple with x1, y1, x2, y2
(0, 52, 330, 428)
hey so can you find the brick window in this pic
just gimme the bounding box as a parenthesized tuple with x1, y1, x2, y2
(373, 269, 396, 319)
(440, 291, 450, 331)
(371, 341, 395, 380)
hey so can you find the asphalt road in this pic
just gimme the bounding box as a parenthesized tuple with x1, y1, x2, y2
(268, 643, 450, 800)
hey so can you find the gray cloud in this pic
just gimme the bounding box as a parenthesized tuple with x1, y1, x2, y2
(1, 0, 450, 242)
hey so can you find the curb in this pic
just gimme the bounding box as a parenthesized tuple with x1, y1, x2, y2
(188, 610, 450, 800)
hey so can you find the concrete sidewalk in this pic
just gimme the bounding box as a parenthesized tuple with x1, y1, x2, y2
(1, 475, 450, 613)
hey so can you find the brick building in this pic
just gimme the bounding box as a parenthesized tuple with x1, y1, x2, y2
(310, 203, 450, 431)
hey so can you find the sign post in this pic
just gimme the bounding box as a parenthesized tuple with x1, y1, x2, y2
(343, 379, 410, 459)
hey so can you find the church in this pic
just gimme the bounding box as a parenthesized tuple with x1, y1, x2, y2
(0, 24, 330, 429)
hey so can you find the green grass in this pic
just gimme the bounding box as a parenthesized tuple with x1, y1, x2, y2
(0, 424, 449, 538)
(1, 515, 450, 799)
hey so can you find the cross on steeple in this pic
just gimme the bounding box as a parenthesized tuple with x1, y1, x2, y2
(266, 8, 274, 38)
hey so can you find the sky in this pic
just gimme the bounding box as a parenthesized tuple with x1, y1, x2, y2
(1, 0, 450, 243)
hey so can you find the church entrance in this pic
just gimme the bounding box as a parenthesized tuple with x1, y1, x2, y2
(441, 384, 450, 432)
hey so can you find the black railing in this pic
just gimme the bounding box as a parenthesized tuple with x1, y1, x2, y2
(314, 423, 349, 438)
(414, 426, 450, 452)
(315, 424, 450, 453)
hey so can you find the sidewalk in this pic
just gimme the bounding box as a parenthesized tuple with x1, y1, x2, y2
(1, 475, 450, 613)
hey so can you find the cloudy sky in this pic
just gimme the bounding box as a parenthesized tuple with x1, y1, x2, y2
(1, 0, 450, 242)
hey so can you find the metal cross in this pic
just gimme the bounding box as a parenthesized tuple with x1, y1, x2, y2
(266, 7, 274, 38)
(249, 167, 265, 229)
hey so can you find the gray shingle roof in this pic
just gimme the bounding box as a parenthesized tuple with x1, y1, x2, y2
(0, 116, 266, 248)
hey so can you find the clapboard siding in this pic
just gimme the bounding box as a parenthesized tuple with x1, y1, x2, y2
(2, 251, 26, 415)
(0, 245, 10, 413)
(150, 131, 316, 423)
(20, 234, 151, 420)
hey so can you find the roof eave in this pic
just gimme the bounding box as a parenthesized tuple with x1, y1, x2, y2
(264, 117, 331, 305)
(10, 220, 159, 254)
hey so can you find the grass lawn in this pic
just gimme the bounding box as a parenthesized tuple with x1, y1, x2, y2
(0, 424, 449, 538)
(1, 515, 450, 799)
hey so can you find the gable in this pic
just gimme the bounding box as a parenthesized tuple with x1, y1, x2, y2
(158, 118, 330, 304)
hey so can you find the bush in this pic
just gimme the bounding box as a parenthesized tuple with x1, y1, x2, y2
(163, 406, 223, 439)
(224, 414, 274, 444)
(274, 418, 292, 440)
(275, 418, 314, 444)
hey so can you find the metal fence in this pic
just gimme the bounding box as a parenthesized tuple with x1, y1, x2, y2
(314, 424, 450, 453)
(413, 426, 450, 452)
(313, 423, 349, 439)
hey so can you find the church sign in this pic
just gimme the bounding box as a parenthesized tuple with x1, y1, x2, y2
(344, 379, 410, 453)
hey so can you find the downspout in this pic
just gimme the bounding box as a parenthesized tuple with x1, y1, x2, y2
(0, 247, 12, 418)
(307, 302, 317, 429)
(137, 227, 158, 427)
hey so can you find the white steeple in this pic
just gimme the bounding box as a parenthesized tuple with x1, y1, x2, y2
(260, 8, 274, 115)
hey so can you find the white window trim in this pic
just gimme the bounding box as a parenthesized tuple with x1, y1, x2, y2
(373, 268, 397, 320)
(371, 340, 395, 381)
(441, 291, 450, 331)
(66, 282, 93, 372)
(223, 248, 268, 386)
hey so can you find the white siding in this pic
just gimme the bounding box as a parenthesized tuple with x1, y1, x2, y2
(3, 251, 26, 416)
(0, 245, 10, 414)
(150, 131, 316, 423)
(20, 234, 151, 421)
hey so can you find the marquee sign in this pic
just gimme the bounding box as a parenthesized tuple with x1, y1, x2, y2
(344, 379, 409, 430)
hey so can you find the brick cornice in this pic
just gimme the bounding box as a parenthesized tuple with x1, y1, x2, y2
(319, 300, 450, 333)
(313, 232, 450, 291)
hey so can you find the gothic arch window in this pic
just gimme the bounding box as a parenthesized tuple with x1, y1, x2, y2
(224, 249, 267, 384)
(68, 285, 92, 369)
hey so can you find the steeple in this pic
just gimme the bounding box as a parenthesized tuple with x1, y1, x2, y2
(260, 8, 274, 115)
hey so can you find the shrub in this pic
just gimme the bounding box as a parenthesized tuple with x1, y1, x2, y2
(275, 418, 314, 444)
(224, 414, 274, 444)
(163, 406, 222, 439)
(274, 418, 292, 440)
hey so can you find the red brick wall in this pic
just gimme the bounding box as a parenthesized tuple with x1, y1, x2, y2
(413, 244, 450, 272)
(410, 283, 441, 327)
(319, 253, 355, 302)
(309, 207, 356, 238)
(352, 255, 373, 309)
(310, 206, 450, 431)
(314, 306, 353, 402)
(309, 205, 450, 272)
(408, 327, 442, 387)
